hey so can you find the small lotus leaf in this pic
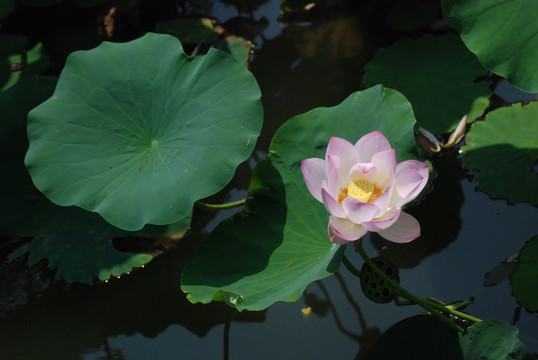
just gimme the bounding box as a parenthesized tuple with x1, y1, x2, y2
(459, 320, 536, 359)
(462, 102, 538, 205)
(181, 85, 423, 311)
(25, 33, 262, 231)
(511, 236, 538, 312)
(443, 0, 538, 93)
(363, 33, 490, 134)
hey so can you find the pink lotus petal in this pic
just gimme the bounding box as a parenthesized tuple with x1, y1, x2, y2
(377, 211, 421, 243)
(361, 209, 400, 231)
(349, 162, 376, 181)
(354, 131, 391, 162)
(326, 155, 341, 196)
(329, 216, 368, 241)
(322, 188, 346, 218)
(301, 158, 326, 202)
(328, 227, 352, 245)
(394, 169, 424, 201)
(342, 197, 380, 223)
(372, 185, 393, 214)
(326, 137, 359, 171)
(370, 149, 396, 189)
(392, 160, 429, 207)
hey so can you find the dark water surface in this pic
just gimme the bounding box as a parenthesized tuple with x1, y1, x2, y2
(1, 1, 537, 359)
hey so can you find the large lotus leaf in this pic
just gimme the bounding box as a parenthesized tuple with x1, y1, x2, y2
(181, 85, 422, 311)
(364, 315, 463, 360)
(25, 32, 262, 231)
(443, 0, 538, 93)
(459, 320, 536, 359)
(363, 33, 490, 134)
(2, 77, 191, 284)
(511, 235, 538, 312)
(462, 102, 538, 205)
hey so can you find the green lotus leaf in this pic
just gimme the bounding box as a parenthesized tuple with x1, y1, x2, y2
(364, 315, 463, 360)
(181, 85, 422, 311)
(511, 235, 538, 312)
(0, 34, 26, 91)
(215, 36, 253, 67)
(462, 102, 538, 205)
(25, 32, 263, 231)
(363, 33, 490, 134)
(2, 42, 50, 91)
(443, 0, 538, 93)
(459, 320, 536, 359)
(2, 77, 191, 283)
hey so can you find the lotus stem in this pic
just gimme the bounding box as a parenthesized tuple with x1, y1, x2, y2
(342, 255, 361, 277)
(195, 198, 249, 210)
(355, 239, 464, 333)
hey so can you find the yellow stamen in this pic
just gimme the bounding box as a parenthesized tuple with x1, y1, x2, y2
(339, 180, 383, 204)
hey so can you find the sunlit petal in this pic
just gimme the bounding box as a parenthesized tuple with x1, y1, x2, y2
(342, 197, 380, 223)
(370, 149, 396, 188)
(361, 209, 400, 231)
(322, 188, 346, 217)
(301, 158, 326, 202)
(377, 211, 421, 243)
(354, 131, 391, 162)
(329, 216, 368, 241)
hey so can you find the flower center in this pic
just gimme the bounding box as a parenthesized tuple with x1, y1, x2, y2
(338, 180, 383, 204)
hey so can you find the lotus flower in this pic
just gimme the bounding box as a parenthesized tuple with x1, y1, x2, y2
(301, 131, 429, 244)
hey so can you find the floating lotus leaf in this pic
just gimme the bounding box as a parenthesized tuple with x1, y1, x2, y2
(25, 33, 262, 231)
(443, 0, 538, 93)
(459, 320, 535, 359)
(363, 33, 490, 134)
(462, 102, 538, 205)
(511, 236, 538, 312)
(181, 85, 422, 311)
(3, 77, 191, 283)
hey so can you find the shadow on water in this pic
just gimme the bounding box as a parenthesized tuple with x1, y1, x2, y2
(0, 236, 265, 360)
(370, 150, 465, 268)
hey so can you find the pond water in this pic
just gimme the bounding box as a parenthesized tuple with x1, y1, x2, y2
(1, 1, 537, 359)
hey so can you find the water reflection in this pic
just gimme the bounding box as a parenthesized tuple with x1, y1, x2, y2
(0, 237, 265, 360)
(304, 272, 382, 360)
